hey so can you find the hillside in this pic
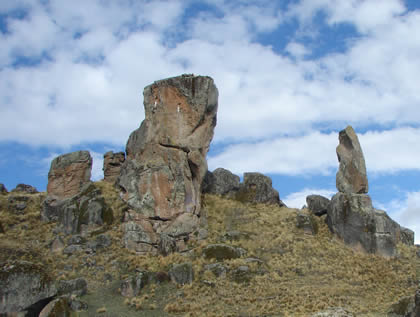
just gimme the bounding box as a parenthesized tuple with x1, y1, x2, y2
(1, 180, 419, 316)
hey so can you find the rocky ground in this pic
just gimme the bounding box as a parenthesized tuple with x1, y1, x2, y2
(1, 181, 419, 317)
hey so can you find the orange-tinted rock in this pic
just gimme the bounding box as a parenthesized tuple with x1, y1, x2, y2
(119, 74, 218, 253)
(103, 151, 125, 184)
(336, 126, 368, 194)
(47, 151, 92, 199)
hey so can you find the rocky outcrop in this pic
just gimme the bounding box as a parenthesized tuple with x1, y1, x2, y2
(11, 184, 38, 194)
(0, 183, 7, 194)
(47, 151, 92, 199)
(306, 195, 330, 216)
(235, 172, 285, 206)
(118, 74, 218, 254)
(336, 126, 368, 194)
(202, 168, 240, 197)
(0, 261, 57, 314)
(387, 289, 420, 317)
(169, 263, 194, 285)
(103, 151, 125, 184)
(296, 211, 318, 235)
(42, 183, 113, 235)
(327, 126, 414, 256)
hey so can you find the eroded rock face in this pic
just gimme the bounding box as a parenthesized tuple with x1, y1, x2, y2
(306, 195, 330, 216)
(336, 126, 368, 194)
(118, 74, 218, 253)
(47, 151, 92, 199)
(202, 168, 240, 197)
(103, 151, 125, 184)
(236, 172, 285, 206)
(11, 184, 38, 194)
(328, 192, 413, 257)
(0, 261, 57, 314)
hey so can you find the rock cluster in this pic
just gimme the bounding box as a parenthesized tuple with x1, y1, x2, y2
(327, 126, 413, 256)
(118, 74, 218, 253)
(42, 151, 113, 235)
(103, 151, 125, 184)
(204, 169, 285, 206)
(11, 183, 38, 194)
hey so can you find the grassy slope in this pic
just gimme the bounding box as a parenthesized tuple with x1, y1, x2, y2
(0, 181, 419, 317)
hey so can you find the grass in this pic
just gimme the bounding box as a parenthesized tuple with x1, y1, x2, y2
(0, 183, 418, 316)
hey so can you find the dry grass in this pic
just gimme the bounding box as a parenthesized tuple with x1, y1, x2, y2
(0, 187, 418, 317)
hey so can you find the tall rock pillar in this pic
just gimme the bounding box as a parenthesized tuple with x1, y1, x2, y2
(118, 74, 218, 253)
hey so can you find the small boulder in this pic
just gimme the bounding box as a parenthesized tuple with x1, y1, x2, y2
(86, 234, 111, 253)
(47, 150, 92, 199)
(38, 297, 71, 317)
(311, 307, 354, 317)
(296, 211, 318, 235)
(235, 172, 285, 206)
(231, 265, 251, 283)
(50, 236, 65, 253)
(0, 183, 8, 194)
(202, 168, 240, 197)
(204, 263, 228, 278)
(306, 195, 330, 216)
(336, 126, 368, 194)
(203, 244, 245, 261)
(103, 151, 125, 184)
(11, 184, 38, 194)
(57, 278, 87, 296)
(169, 263, 194, 285)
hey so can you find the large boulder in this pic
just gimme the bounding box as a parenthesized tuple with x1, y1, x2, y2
(118, 74, 218, 253)
(42, 183, 113, 235)
(103, 151, 125, 184)
(336, 126, 368, 194)
(235, 172, 285, 206)
(47, 150, 92, 199)
(0, 261, 57, 314)
(328, 192, 413, 257)
(202, 168, 240, 197)
(306, 194, 330, 216)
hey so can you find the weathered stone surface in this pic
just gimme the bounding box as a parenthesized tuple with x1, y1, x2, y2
(42, 183, 113, 235)
(50, 236, 65, 253)
(118, 74, 218, 254)
(47, 151, 92, 199)
(120, 272, 148, 297)
(103, 151, 125, 184)
(204, 263, 228, 278)
(11, 184, 38, 194)
(387, 289, 420, 317)
(38, 297, 71, 317)
(86, 234, 111, 253)
(336, 126, 368, 194)
(169, 263, 194, 285)
(306, 195, 330, 216)
(203, 244, 246, 261)
(296, 211, 318, 235)
(327, 192, 412, 256)
(235, 172, 285, 206)
(0, 261, 57, 314)
(401, 227, 415, 246)
(0, 183, 8, 194)
(231, 265, 251, 283)
(57, 278, 87, 296)
(311, 307, 354, 317)
(202, 168, 240, 197)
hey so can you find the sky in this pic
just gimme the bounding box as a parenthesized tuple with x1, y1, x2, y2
(1, 0, 420, 241)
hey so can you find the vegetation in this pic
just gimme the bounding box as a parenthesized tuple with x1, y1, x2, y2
(0, 182, 419, 316)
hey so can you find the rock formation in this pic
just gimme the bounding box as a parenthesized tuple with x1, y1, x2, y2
(47, 151, 92, 199)
(327, 126, 414, 256)
(0, 183, 8, 194)
(336, 126, 368, 194)
(11, 183, 38, 194)
(118, 74, 218, 253)
(103, 151, 125, 184)
(236, 172, 285, 206)
(306, 195, 330, 216)
(202, 168, 240, 197)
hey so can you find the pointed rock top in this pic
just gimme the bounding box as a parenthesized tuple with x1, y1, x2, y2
(336, 125, 368, 194)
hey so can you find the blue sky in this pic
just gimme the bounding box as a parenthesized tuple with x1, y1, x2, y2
(1, 0, 420, 241)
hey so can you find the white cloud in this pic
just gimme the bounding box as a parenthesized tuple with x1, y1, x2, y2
(283, 188, 335, 209)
